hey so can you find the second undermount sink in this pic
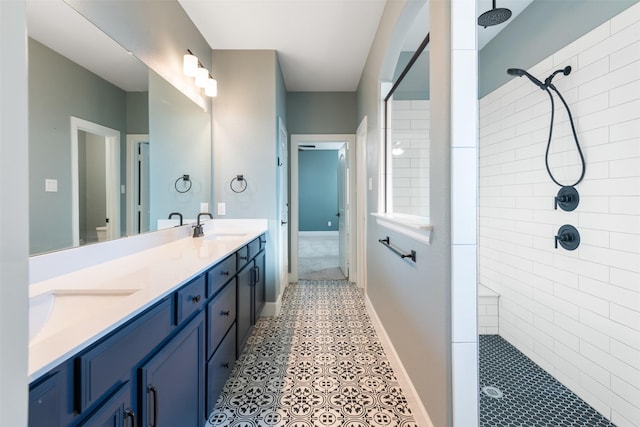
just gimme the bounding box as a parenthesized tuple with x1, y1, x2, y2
(203, 232, 248, 241)
(30, 288, 140, 342)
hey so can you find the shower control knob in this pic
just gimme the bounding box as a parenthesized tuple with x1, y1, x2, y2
(554, 186, 580, 211)
(555, 225, 580, 251)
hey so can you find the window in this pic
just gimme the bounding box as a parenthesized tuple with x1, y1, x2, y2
(384, 34, 430, 221)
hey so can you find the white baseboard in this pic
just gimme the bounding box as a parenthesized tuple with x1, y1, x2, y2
(366, 295, 434, 427)
(262, 281, 288, 317)
(298, 231, 338, 237)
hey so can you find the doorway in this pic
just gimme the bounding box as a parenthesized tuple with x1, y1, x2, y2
(290, 134, 356, 282)
(70, 117, 120, 246)
(126, 134, 150, 235)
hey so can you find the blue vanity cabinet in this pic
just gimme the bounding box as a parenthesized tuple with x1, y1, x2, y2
(76, 382, 133, 427)
(175, 274, 206, 324)
(206, 324, 236, 415)
(138, 312, 205, 427)
(28, 361, 73, 427)
(77, 296, 174, 416)
(253, 249, 266, 322)
(236, 261, 253, 356)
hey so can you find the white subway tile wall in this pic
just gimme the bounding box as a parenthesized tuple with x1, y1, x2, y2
(479, 3, 640, 426)
(389, 100, 430, 216)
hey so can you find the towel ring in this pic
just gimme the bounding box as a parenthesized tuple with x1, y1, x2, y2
(174, 175, 192, 193)
(230, 174, 247, 193)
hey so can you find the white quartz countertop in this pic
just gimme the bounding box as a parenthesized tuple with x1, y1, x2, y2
(28, 224, 267, 381)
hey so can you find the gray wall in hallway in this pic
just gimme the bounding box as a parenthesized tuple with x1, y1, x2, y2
(126, 91, 149, 134)
(28, 38, 127, 254)
(479, 0, 640, 97)
(357, 0, 452, 425)
(286, 92, 357, 134)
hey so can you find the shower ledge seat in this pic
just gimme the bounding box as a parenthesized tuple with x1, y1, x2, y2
(478, 285, 499, 335)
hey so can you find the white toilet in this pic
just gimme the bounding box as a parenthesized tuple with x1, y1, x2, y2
(96, 226, 107, 242)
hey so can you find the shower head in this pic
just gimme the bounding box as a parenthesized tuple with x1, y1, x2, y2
(478, 0, 512, 28)
(507, 68, 545, 89)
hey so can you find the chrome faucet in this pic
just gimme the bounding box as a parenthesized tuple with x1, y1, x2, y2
(168, 212, 183, 226)
(193, 212, 212, 237)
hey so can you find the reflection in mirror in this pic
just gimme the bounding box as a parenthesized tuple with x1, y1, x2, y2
(27, 0, 148, 255)
(27, 0, 212, 256)
(385, 3, 430, 219)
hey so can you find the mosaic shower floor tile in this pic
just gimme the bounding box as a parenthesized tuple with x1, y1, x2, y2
(206, 280, 418, 427)
(479, 335, 617, 427)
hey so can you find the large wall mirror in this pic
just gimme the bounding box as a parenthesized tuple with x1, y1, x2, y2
(27, 0, 211, 255)
(384, 2, 430, 219)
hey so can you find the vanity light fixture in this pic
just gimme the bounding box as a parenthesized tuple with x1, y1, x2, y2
(183, 49, 217, 97)
(183, 50, 198, 77)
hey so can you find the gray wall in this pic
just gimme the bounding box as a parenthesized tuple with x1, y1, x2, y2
(148, 70, 211, 227)
(479, 0, 639, 97)
(82, 132, 107, 243)
(28, 38, 127, 254)
(357, 0, 452, 425)
(299, 150, 339, 231)
(0, 1, 30, 424)
(286, 92, 357, 134)
(126, 91, 149, 134)
(212, 50, 281, 303)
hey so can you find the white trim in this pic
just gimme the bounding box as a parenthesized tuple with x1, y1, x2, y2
(126, 134, 149, 236)
(366, 295, 434, 427)
(356, 116, 368, 290)
(290, 134, 356, 283)
(298, 231, 338, 237)
(372, 212, 432, 244)
(70, 117, 120, 246)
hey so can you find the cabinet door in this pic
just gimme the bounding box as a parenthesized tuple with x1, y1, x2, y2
(253, 250, 266, 323)
(29, 372, 61, 427)
(236, 263, 253, 356)
(139, 313, 205, 427)
(77, 382, 134, 427)
(206, 324, 236, 415)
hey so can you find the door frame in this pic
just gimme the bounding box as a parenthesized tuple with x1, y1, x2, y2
(290, 134, 356, 282)
(126, 134, 150, 235)
(356, 117, 368, 289)
(70, 117, 120, 246)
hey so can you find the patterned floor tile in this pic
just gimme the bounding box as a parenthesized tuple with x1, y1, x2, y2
(206, 280, 417, 427)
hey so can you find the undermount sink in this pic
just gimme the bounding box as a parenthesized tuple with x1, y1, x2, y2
(29, 288, 139, 342)
(203, 233, 248, 241)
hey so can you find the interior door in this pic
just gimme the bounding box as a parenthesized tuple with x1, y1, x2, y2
(277, 119, 289, 295)
(338, 145, 348, 277)
(137, 141, 150, 233)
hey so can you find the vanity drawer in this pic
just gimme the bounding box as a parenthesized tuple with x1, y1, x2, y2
(206, 324, 236, 415)
(207, 254, 236, 298)
(236, 245, 249, 269)
(176, 274, 206, 324)
(207, 281, 236, 359)
(248, 237, 261, 260)
(78, 297, 173, 414)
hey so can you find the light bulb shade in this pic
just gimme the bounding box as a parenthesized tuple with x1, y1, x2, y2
(195, 67, 209, 87)
(205, 78, 218, 97)
(183, 53, 198, 77)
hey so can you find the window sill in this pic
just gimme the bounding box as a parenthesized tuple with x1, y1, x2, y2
(371, 213, 432, 245)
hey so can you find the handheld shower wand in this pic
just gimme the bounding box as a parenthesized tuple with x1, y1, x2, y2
(506, 65, 585, 189)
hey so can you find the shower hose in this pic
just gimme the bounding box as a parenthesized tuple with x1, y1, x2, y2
(543, 85, 586, 187)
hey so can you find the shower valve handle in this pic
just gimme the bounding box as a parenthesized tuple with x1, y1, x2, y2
(555, 225, 580, 251)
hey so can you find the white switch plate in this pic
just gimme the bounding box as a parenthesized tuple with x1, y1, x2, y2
(121, 185, 126, 194)
(368, 177, 373, 191)
(45, 179, 58, 192)
(200, 202, 209, 213)
(217, 202, 226, 216)
(328, 221, 332, 227)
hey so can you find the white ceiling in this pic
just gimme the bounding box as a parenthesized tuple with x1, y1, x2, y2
(27, 0, 534, 94)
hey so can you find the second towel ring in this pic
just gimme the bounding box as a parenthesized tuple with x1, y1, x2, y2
(230, 174, 247, 193)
